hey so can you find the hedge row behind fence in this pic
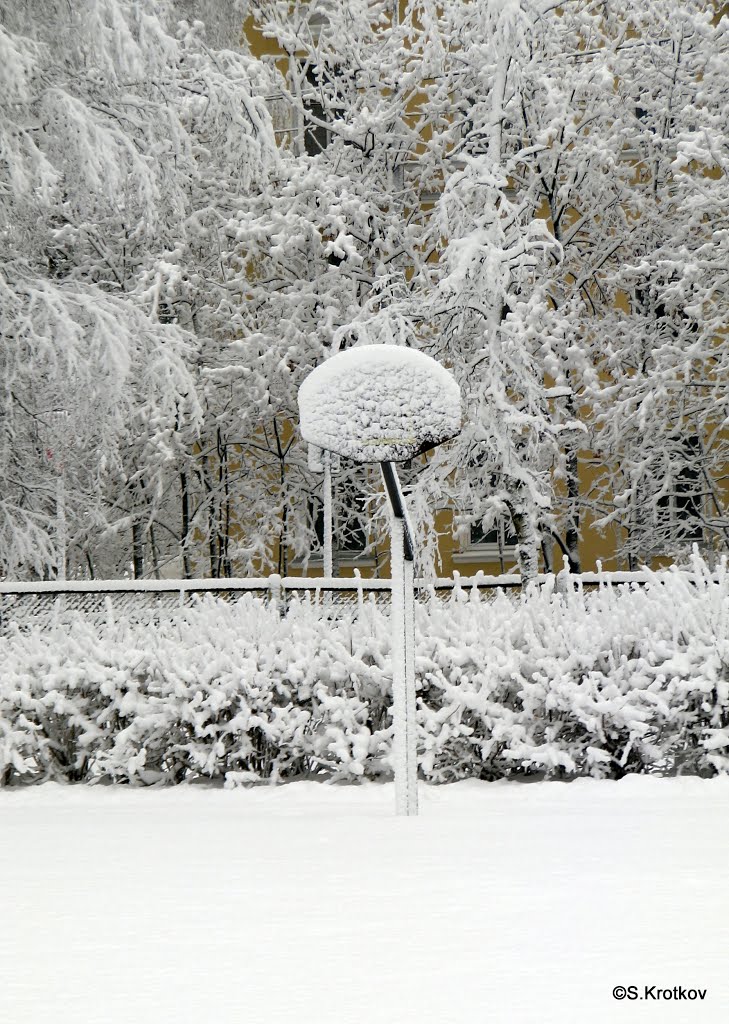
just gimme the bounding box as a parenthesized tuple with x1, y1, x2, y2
(1, 557, 728, 786)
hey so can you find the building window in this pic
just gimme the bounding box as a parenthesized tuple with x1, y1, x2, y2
(656, 437, 703, 543)
(309, 495, 367, 558)
(302, 65, 341, 156)
(470, 522, 498, 547)
(451, 515, 517, 568)
(262, 55, 341, 157)
(469, 520, 516, 553)
(302, 84, 329, 155)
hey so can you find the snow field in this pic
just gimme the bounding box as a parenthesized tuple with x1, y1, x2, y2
(1, 777, 727, 1024)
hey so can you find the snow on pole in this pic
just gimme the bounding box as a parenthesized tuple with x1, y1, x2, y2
(56, 474, 66, 583)
(307, 445, 324, 472)
(323, 449, 333, 579)
(389, 512, 409, 815)
(269, 573, 282, 614)
(403, 552, 417, 810)
(383, 461, 418, 816)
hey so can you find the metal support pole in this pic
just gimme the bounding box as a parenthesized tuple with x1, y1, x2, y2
(402, 539, 417, 808)
(56, 472, 66, 582)
(323, 449, 333, 578)
(382, 462, 418, 816)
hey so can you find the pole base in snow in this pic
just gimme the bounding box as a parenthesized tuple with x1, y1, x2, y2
(383, 464, 418, 817)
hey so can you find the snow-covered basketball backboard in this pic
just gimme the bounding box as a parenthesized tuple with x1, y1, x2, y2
(298, 346, 461, 463)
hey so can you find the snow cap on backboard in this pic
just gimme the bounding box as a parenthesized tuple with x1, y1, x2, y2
(298, 345, 461, 463)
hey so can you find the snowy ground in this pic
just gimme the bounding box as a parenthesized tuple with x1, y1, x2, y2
(1, 778, 728, 1024)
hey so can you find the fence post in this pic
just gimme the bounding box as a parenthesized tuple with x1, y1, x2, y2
(354, 568, 364, 616)
(269, 573, 283, 615)
(556, 554, 572, 595)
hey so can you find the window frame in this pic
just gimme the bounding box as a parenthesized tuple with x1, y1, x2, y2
(655, 437, 705, 544)
(452, 518, 517, 565)
(298, 493, 375, 568)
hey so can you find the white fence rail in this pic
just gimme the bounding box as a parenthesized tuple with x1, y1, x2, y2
(0, 570, 659, 635)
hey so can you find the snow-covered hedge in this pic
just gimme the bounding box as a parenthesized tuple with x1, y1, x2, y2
(2, 559, 728, 786)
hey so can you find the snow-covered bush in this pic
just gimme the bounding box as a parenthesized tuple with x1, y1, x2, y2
(1, 561, 728, 786)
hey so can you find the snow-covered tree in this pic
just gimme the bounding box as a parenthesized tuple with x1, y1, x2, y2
(236, 1, 624, 580)
(174, 0, 729, 577)
(410, 0, 581, 580)
(574, 0, 729, 566)
(230, 1, 563, 579)
(218, 1, 432, 572)
(3, 0, 725, 579)
(0, 0, 277, 578)
(439, 0, 729, 571)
